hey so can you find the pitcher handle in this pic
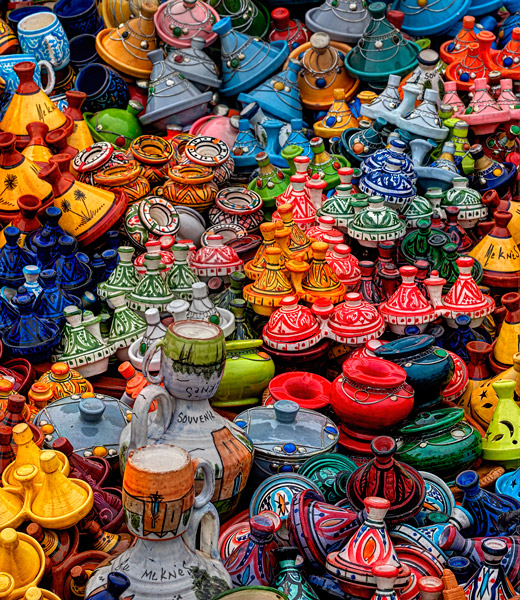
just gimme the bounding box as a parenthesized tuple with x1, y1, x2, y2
(38, 59, 55, 96)
(192, 457, 215, 509)
(143, 339, 164, 385)
(127, 384, 173, 457)
(183, 502, 221, 560)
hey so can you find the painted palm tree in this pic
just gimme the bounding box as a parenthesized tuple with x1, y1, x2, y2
(0, 174, 17, 205)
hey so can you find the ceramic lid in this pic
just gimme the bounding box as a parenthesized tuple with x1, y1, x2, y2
(263, 296, 322, 349)
(348, 196, 406, 240)
(191, 235, 244, 269)
(379, 266, 436, 320)
(328, 292, 386, 343)
(442, 257, 495, 313)
(442, 350, 469, 403)
(234, 399, 339, 460)
(343, 356, 408, 389)
(33, 392, 131, 458)
(398, 407, 465, 435)
(154, 0, 220, 49)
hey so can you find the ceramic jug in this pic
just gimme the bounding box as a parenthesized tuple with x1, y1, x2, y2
(119, 320, 254, 519)
(85, 443, 232, 600)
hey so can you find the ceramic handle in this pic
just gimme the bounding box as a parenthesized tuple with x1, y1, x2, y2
(43, 35, 60, 67)
(143, 339, 164, 385)
(127, 384, 173, 457)
(37, 60, 55, 96)
(183, 501, 221, 560)
(191, 457, 215, 509)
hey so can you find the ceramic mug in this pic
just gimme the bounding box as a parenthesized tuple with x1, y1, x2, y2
(0, 54, 55, 96)
(122, 443, 214, 540)
(53, 0, 104, 38)
(74, 63, 130, 112)
(17, 12, 70, 71)
(69, 34, 100, 72)
(7, 6, 53, 33)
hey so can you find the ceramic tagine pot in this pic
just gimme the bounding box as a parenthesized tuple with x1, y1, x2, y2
(374, 335, 455, 410)
(330, 356, 415, 437)
(119, 320, 254, 519)
(395, 408, 482, 481)
(233, 399, 340, 484)
(346, 3, 420, 88)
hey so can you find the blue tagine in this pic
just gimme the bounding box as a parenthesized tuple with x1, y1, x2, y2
(359, 157, 416, 215)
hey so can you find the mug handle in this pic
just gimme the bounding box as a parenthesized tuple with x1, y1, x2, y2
(43, 34, 60, 67)
(143, 339, 164, 385)
(192, 457, 215, 509)
(127, 384, 173, 458)
(183, 501, 221, 561)
(38, 59, 55, 96)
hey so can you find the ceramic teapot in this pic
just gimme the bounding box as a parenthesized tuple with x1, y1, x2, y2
(119, 320, 254, 519)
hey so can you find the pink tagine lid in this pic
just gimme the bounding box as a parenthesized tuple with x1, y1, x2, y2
(154, 0, 220, 49)
(327, 292, 385, 345)
(263, 295, 323, 351)
(191, 234, 244, 272)
(379, 266, 436, 322)
(442, 256, 495, 316)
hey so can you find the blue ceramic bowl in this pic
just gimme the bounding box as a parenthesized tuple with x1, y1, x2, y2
(75, 63, 130, 112)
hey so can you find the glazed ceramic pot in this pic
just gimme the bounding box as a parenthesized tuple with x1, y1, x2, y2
(374, 335, 455, 410)
(74, 63, 130, 113)
(395, 408, 482, 481)
(182, 135, 235, 185)
(330, 356, 414, 434)
(120, 320, 254, 519)
(234, 400, 339, 483)
(84, 101, 144, 150)
(346, 436, 426, 524)
(94, 163, 150, 204)
(326, 496, 409, 597)
(154, 0, 220, 49)
(163, 164, 218, 212)
(209, 187, 264, 234)
(213, 339, 275, 408)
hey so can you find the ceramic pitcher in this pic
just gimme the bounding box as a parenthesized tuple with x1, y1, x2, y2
(85, 443, 232, 600)
(119, 320, 254, 519)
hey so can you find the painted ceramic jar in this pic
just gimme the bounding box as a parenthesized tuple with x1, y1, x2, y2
(129, 135, 174, 185)
(163, 164, 218, 212)
(84, 101, 144, 151)
(72, 141, 129, 186)
(119, 320, 254, 519)
(395, 408, 482, 481)
(94, 162, 150, 203)
(330, 356, 414, 434)
(191, 235, 244, 282)
(124, 195, 180, 250)
(234, 400, 339, 483)
(209, 187, 264, 234)
(85, 443, 231, 600)
(182, 136, 235, 185)
(374, 335, 455, 410)
(326, 292, 386, 346)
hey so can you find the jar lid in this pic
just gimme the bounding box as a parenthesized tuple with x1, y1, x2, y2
(234, 400, 339, 459)
(33, 392, 132, 458)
